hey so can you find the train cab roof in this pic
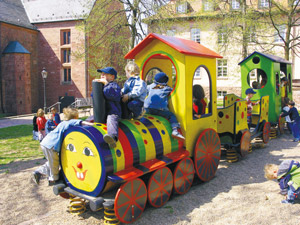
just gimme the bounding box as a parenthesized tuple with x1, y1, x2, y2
(238, 51, 292, 65)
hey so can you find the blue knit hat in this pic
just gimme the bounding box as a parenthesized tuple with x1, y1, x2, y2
(154, 72, 169, 84)
(97, 67, 117, 78)
(245, 88, 256, 95)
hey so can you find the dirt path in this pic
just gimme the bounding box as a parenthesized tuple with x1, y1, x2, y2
(1, 133, 300, 225)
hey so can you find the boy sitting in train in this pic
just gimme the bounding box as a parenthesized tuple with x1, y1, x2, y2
(144, 72, 185, 141)
(94, 67, 122, 148)
(192, 84, 206, 119)
(121, 61, 147, 119)
(245, 88, 260, 129)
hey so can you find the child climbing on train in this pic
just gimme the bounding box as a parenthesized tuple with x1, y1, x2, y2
(93, 67, 121, 148)
(31, 108, 94, 186)
(193, 84, 206, 119)
(282, 97, 292, 134)
(144, 72, 185, 141)
(280, 100, 300, 142)
(245, 88, 260, 129)
(51, 107, 61, 126)
(122, 61, 147, 119)
(36, 108, 47, 142)
(264, 160, 300, 204)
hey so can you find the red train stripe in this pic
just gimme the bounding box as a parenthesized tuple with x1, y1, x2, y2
(118, 128, 133, 169)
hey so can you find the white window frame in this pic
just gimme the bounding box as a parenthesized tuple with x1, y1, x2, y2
(191, 28, 201, 44)
(260, 0, 270, 8)
(218, 28, 227, 45)
(232, 0, 240, 10)
(275, 25, 285, 43)
(217, 59, 228, 77)
(203, 0, 213, 11)
(217, 91, 227, 98)
(166, 29, 176, 36)
(176, 2, 187, 14)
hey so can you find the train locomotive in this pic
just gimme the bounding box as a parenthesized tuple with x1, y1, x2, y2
(54, 33, 223, 223)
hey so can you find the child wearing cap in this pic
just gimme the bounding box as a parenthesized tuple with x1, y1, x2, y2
(280, 100, 300, 142)
(282, 97, 292, 134)
(144, 72, 185, 141)
(122, 61, 147, 119)
(94, 67, 121, 148)
(245, 88, 260, 129)
(264, 160, 300, 204)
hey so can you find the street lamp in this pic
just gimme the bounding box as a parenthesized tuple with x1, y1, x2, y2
(41, 68, 48, 112)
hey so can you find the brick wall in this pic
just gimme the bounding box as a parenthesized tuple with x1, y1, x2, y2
(0, 22, 39, 114)
(35, 21, 88, 110)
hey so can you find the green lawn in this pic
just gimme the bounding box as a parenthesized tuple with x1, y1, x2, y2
(0, 125, 42, 166)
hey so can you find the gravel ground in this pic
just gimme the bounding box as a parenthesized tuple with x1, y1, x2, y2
(1, 132, 300, 225)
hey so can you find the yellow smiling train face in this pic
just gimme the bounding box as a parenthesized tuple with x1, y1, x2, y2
(60, 127, 106, 197)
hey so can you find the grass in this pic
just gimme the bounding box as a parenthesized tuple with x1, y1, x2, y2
(0, 125, 42, 166)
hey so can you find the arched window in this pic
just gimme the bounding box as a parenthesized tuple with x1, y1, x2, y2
(192, 66, 212, 120)
(145, 68, 161, 85)
(247, 68, 267, 89)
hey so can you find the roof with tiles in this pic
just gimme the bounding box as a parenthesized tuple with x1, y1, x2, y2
(0, 0, 36, 30)
(22, 0, 96, 23)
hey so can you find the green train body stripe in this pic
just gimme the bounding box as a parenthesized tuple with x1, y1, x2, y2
(120, 120, 146, 163)
(93, 125, 117, 173)
(151, 115, 178, 152)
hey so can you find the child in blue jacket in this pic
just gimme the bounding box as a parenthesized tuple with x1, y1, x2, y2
(264, 160, 300, 204)
(122, 61, 147, 119)
(144, 72, 185, 141)
(94, 67, 121, 148)
(45, 113, 56, 134)
(32, 108, 94, 185)
(280, 100, 300, 142)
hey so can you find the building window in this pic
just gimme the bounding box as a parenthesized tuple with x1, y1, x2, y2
(62, 49, 71, 63)
(231, 0, 240, 10)
(191, 28, 201, 44)
(275, 25, 285, 43)
(217, 91, 227, 98)
(218, 28, 227, 45)
(176, 2, 187, 13)
(63, 68, 71, 83)
(61, 30, 71, 45)
(166, 29, 176, 36)
(260, 0, 270, 8)
(203, 0, 214, 11)
(217, 59, 227, 77)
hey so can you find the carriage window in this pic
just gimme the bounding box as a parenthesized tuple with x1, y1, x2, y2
(145, 68, 161, 85)
(276, 72, 280, 95)
(247, 68, 267, 89)
(192, 66, 211, 120)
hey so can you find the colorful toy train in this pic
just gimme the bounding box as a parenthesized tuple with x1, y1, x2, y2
(53, 33, 292, 223)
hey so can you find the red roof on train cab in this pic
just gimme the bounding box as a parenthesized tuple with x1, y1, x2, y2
(124, 33, 223, 59)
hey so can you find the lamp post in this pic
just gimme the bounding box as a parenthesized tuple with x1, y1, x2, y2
(41, 68, 48, 112)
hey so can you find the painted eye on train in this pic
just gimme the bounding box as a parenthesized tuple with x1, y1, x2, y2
(66, 143, 76, 152)
(83, 147, 94, 157)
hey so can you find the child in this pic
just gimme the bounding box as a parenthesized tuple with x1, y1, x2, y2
(280, 100, 300, 142)
(45, 113, 56, 134)
(32, 108, 94, 185)
(36, 108, 47, 142)
(32, 114, 39, 140)
(122, 61, 147, 119)
(264, 160, 300, 204)
(282, 97, 292, 134)
(144, 72, 185, 141)
(193, 84, 206, 119)
(94, 67, 121, 148)
(51, 107, 61, 126)
(245, 88, 260, 129)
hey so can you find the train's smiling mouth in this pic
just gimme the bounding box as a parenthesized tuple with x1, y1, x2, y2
(72, 166, 87, 181)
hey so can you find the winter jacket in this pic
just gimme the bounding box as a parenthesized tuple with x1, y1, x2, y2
(277, 160, 300, 193)
(45, 120, 56, 134)
(144, 81, 173, 111)
(103, 81, 122, 117)
(281, 107, 300, 123)
(37, 116, 47, 131)
(122, 76, 147, 102)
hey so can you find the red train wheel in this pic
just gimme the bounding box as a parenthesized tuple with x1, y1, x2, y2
(262, 122, 271, 144)
(173, 158, 194, 195)
(114, 178, 147, 224)
(240, 130, 251, 157)
(194, 128, 221, 181)
(147, 167, 173, 208)
(278, 116, 285, 134)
